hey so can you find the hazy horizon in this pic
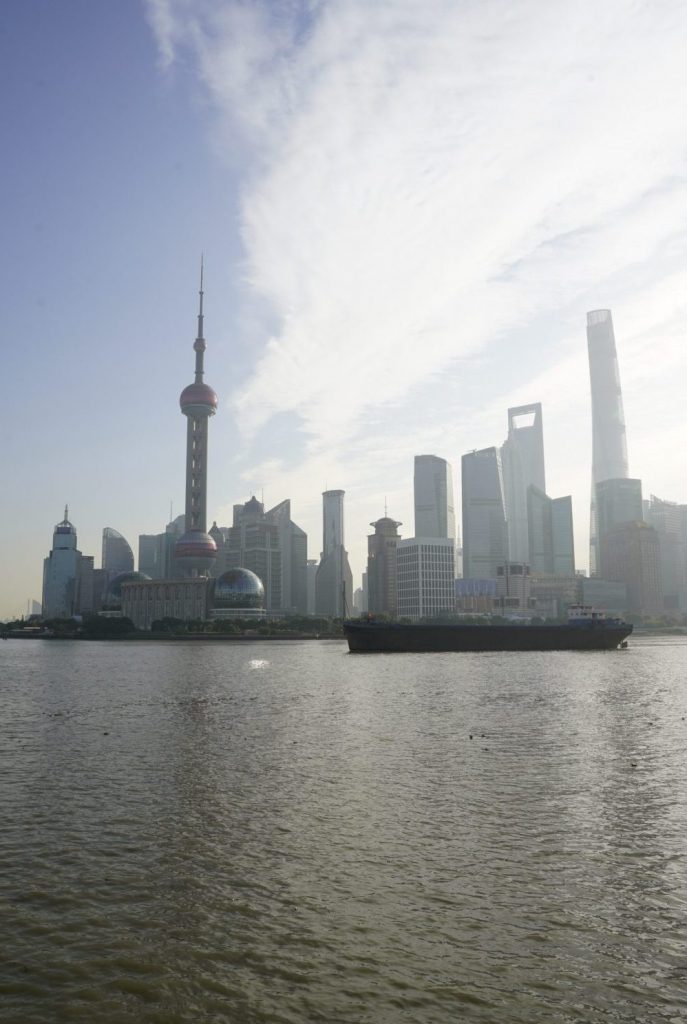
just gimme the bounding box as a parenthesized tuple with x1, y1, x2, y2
(2, 0, 687, 619)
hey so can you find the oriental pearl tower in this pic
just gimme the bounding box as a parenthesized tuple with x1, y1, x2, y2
(174, 261, 218, 575)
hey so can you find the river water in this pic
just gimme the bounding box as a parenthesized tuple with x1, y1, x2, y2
(1, 637, 686, 1023)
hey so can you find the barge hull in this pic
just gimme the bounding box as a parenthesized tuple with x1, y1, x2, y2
(344, 622, 632, 653)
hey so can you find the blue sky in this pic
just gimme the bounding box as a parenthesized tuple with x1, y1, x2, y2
(0, 1, 244, 615)
(2, 0, 687, 618)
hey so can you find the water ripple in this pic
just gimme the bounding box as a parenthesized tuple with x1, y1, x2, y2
(1, 638, 686, 1023)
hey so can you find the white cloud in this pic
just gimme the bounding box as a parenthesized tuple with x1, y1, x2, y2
(147, 0, 687, 573)
(144, 0, 183, 66)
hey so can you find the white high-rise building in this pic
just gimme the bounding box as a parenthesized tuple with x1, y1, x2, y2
(396, 537, 455, 620)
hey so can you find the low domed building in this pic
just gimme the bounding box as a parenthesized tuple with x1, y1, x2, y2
(121, 575, 211, 629)
(210, 568, 266, 620)
(120, 567, 267, 629)
(104, 571, 152, 610)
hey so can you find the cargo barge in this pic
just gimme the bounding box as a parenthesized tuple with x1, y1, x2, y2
(344, 606, 632, 653)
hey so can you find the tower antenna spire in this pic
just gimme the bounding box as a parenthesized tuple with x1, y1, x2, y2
(193, 254, 206, 384)
(197, 254, 204, 343)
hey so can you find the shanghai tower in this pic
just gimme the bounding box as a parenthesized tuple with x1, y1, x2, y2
(587, 309, 629, 575)
(174, 262, 218, 576)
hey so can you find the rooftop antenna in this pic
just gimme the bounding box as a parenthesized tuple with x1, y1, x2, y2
(197, 253, 204, 341)
(169, 500, 173, 524)
(194, 254, 206, 384)
(384, 496, 388, 517)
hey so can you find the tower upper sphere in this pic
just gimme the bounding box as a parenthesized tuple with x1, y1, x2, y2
(179, 256, 217, 416)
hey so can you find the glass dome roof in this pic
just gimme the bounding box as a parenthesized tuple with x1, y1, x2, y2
(105, 571, 151, 607)
(213, 568, 265, 609)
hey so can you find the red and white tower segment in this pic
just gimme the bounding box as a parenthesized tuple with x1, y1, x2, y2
(175, 261, 218, 575)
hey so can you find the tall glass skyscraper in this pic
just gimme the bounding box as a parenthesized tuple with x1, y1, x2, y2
(501, 403, 545, 563)
(526, 487, 575, 577)
(595, 477, 643, 580)
(461, 447, 508, 579)
(42, 507, 88, 618)
(413, 455, 456, 542)
(551, 496, 575, 577)
(316, 490, 352, 616)
(101, 527, 134, 574)
(645, 495, 687, 610)
(322, 489, 345, 554)
(526, 486, 553, 574)
(587, 310, 629, 575)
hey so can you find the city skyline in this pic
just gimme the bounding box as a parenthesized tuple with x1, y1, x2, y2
(2, 1, 687, 617)
(21, 295, 687, 619)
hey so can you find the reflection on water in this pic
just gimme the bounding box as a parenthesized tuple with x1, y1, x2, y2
(1, 637, 687, 1023)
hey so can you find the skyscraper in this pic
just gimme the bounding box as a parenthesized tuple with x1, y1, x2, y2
(288, 521, 308, 615)
(461, 447, 508, 579)
(500, 403, 545, 563)
(526, 487, 575, 577)
(222, 496, 282, 611)
(414, 455, 456, 543)
(217, 497, 308, 614)
(595, 477, 643, 579)
(316, 490, 352, 617)
(526, 486, 553, 575)
(138, 516, 186, 580)
(367, 516, 402, 616)
(644, 495, 687, 611)
(587, 309, 629, 574)
(266, 499, 308, 615)
(551, 496, 575, 577)
(306, 559, 318, 615)
(42, 507, 92, 618)
(174, 263, 218, 576)
(322, 489, 345, 554)
(604, 521, 662, 615)
(396, 538, 455, 619)
(102, 527, 134, 574)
